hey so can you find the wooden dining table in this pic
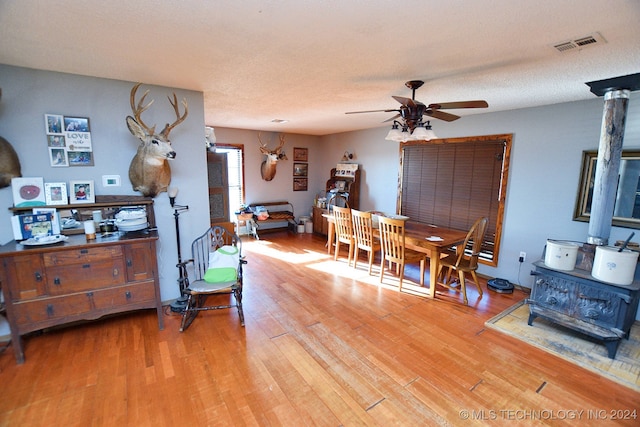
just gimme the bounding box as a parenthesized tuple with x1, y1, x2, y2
(323, 213, 468, 298)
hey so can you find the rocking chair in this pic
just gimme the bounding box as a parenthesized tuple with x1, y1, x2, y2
(177, 226, 247, 331)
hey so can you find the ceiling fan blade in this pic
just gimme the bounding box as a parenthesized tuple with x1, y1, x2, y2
(345, 108, 398, 114)
(383, 113, 401, 123)
(392, 96, 418, 107)
(428, 100, 488, 110)
(425, 109, 460, 122)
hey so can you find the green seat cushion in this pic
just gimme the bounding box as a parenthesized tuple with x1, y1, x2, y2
(203, 245, 239, 283)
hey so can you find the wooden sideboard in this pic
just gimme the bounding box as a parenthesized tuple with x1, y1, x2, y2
(0, 231, 164, 364)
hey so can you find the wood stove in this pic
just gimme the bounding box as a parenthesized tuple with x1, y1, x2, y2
(528, 260, 640, 359)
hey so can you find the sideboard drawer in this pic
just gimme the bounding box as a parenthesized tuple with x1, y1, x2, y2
(43, 246, 123, 266)
(92, 281, 157, 310)
(46, 258, 126, 294)
(12, 292, 97, 325)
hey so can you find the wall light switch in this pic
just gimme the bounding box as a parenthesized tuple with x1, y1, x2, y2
(102, 175, 121, 187)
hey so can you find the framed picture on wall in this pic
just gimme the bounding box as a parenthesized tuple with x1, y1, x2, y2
(68, 151, 94, 166)
(293, 163, 308, 177)
(44, 182, 68, 206)
(293, 178, 308, 191)
(47, 134, 66, 147)
(293, 147, 308, 162)
(49, 147, 68, 167)
(69, 180, 95, 204)
(44, 114, 64, 134)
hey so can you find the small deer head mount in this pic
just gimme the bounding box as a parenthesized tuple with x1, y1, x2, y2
(258, 132, 287, 181)
(126, 83, 188, 197)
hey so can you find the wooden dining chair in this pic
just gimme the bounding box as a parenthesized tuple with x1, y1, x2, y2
(332, 205, 355, 265)
(378, 216, 426, 290)
(437, 217, 488, 304)
(351, 209, 381, 275)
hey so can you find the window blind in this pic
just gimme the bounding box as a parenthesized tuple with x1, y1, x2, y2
(400, 140, 506, 262)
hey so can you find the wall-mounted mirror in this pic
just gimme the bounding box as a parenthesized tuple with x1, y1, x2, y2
(574, 150, 640, 229)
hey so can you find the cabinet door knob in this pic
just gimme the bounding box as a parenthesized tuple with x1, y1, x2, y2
(35, 272, 43, 281)
(54, 277, 61, 285)
(127, 259, 133, 267)
(46, 304, 54, 316)
(125, 291, 132, 300)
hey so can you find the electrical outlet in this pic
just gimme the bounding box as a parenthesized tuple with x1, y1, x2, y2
(519, 251, 526, 263)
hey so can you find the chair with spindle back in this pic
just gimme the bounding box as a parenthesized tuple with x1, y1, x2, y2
(177, 226, 247, 331)
(351, 209, 381, 275)
(436, 217, 488, 305)
(332, 205, 355, 265)
(378, 216, 426, 291)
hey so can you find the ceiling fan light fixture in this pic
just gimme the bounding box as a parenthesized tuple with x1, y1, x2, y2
(399, 125, 411, 142)
(385, 121, 403, 141)
(412, 121, 437, 141)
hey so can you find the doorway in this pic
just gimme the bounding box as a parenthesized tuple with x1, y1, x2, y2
(207, 144, 245, 226)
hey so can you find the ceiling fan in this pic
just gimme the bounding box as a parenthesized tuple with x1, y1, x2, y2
(346, 80, 488, 140)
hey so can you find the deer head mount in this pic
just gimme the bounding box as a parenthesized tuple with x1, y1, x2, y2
(258, 132, 287, 181)
(0, 136, 22, 188)
(0, 88, 22, 188)
(126, 83, 188, 197)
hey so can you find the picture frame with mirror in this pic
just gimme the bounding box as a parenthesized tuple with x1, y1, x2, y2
(574, 149, 640, 229)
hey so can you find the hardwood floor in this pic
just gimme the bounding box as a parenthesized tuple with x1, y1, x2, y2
(1, 231, 638, 426)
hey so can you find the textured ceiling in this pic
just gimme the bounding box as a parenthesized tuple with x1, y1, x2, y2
(1, 0, 639, 135)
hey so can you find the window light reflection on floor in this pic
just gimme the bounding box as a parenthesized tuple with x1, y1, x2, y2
(242, 239, 329, 265)
(242, 239, 425, 291)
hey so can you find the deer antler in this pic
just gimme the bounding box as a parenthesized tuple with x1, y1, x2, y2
(258, 132, 269, 154)
(160, 93, 188, 138)
(277, 134, 287, 160)
(130, 83, 156, 134)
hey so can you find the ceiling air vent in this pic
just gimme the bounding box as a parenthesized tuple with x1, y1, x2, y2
(553, 32, 606, 53)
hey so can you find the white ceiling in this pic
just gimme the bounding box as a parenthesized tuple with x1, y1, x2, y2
(1, 0, 639, 136)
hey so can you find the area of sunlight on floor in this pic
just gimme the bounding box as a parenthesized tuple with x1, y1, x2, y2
(242, 238, 330, 264)
(241, 236, 437, 297)
(240, 233, 501, 308)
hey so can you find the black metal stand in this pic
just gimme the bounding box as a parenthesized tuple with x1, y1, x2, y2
(169, 200, 189, 313)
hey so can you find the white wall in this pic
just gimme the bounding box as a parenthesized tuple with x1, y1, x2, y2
(0, 64, 209, 303)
